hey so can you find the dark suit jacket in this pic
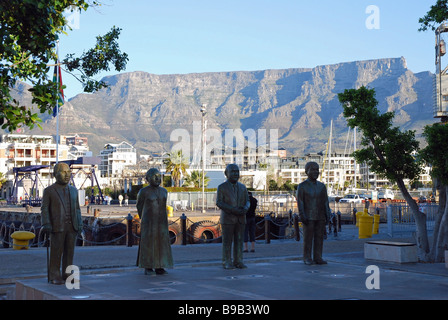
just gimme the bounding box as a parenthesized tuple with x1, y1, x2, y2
(41, 183, 82, 232)
(216, 181, 250, 225)
(296, 179, 331, 221)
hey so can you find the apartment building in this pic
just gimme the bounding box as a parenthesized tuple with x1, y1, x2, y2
(99, 141, 137, 177)
(0, 134, 70, 179)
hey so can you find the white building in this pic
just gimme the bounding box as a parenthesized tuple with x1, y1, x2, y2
(99, 141, 137, 177)
(0, 134, 70, 180)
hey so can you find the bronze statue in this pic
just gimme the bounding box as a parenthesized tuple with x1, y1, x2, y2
(137, 168, 173, 275)
(296, 162, 331, 265)
(41, 162, 82, 285)
(216, 164, 249, 269)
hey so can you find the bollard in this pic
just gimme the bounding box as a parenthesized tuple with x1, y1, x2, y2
(167, 205, 174, 217)
(358, 209, 373, 239)
(337, 210, 342, 232)
(373, 214, 380, 234)
(181, 213, 187, 245)
(11, 231, 35, 250)
(356, 210, 362, 227)
(264, 214, 271, 244)
(126, 213, 133, 247)
(293, 213, 300, 241)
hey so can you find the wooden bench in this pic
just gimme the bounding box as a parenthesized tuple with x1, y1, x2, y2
(364, 241, 417, 263)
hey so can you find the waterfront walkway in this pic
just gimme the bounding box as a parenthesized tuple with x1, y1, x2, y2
(1, 223, 447, 303)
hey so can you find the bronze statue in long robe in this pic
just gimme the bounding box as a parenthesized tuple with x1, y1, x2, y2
(136, 168, 173, 274)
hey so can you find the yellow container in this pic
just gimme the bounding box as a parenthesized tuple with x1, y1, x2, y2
(167, 205, 174, 217)
(373, 214, 380, 234)
(355, 210, 362, 227)
(358, 213, 373, 239)
(10, 231, 35, 250)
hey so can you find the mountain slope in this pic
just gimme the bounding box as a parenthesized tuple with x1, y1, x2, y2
(22, 57, 435, 157)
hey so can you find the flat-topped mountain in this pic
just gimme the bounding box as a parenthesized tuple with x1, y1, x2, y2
(20, 57, 435, 156)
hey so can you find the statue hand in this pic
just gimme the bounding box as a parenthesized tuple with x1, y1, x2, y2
(237, 207, 246, 215)
(299, 214, 309, 226)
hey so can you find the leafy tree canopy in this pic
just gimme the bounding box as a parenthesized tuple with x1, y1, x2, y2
(419, 0, 448, 31)
(0, 0, 128, 131)
(338, 86, 422, 183)
(422, 123, 448, 185)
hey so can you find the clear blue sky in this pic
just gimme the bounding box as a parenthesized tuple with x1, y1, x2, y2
(58, 0, 438, 99)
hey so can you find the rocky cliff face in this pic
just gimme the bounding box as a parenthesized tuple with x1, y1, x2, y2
(23, 57, 435, 156)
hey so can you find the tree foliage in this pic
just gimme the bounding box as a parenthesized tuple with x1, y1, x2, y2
(163, 150, 189, 188)
(422, 123, 448, 185)
(419, 0, 448, 31)
(338, 86, 422, 183)
(183, 170, 210, 188)
(338, 86, 432, 260)
(0, 0, 128, 131)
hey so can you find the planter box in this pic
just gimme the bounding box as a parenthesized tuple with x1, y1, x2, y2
(364, 241, 417, 264)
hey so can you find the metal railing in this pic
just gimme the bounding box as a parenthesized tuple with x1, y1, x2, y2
(387, 203, 439, 237)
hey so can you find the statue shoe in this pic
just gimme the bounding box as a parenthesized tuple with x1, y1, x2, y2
(234, 263, 247, 269)
(50, 279, 64, 285)
(155, 268, 168, 275)
(144, 268, 155, 275)
(304, 258, 314, 265)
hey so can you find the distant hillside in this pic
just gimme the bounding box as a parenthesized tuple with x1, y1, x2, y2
(14, 56, 436, 157)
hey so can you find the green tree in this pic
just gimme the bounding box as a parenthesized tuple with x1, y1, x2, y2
(419, 1, 448, 262)
(421, 123, 448, 261)
(0, 0, 128, 131)
(338, 86, 432, 261)
(183, 170, 210, 188)
(163, 150, 189, 188)
(418, 0, 448, 31)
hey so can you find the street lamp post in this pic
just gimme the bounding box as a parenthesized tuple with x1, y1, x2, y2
(435, 22, 448, 122)
(200, 104, 207, 214)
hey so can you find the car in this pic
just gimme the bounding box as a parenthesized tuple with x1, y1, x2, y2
(339, 194, 363, 204)
(378, 189, 394, 200)
(271, 194, 294, 206)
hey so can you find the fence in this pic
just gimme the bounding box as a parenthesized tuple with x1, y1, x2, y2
(387, 203, 439, 237)
(167, 191, 298, 215)
(0, 212, 304, 249)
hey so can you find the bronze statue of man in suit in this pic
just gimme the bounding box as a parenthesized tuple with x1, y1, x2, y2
(41, 162, 82, 284)
(216, 164, 250, 269)
(296, 162, 331, 265)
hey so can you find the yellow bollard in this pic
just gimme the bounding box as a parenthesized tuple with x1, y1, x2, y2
(167, 205, 174, 217)
(10, 231, 35, 250)
(355, 210, 362, 227)
(373, 214, 380, 234)
(358, 211, 374, 239)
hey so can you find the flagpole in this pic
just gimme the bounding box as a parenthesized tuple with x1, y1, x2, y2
(56, 40, 60, 164)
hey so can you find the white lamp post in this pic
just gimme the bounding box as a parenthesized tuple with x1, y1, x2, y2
(200, 104, 207, 214)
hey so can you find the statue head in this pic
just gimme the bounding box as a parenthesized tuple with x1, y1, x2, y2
(224, 164, 240, 184)
(146, 168, 162, 187)
(54, 162, 71, 186)
(305, 161, 319, 182)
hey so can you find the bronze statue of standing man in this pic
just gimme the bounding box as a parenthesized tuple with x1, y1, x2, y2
(41, 162, 82, 284)
(296, 162, 331, 265)
(137, 168, 173, 275)
(216, 164, 249, 269)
